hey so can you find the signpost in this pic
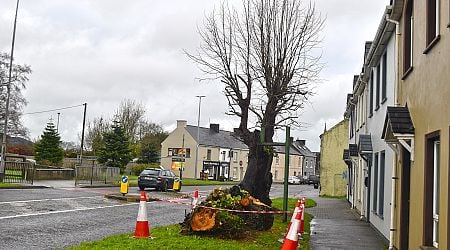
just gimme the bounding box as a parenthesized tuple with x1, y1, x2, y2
(260, 126, 291, 222)
(120, 175, 129, 196)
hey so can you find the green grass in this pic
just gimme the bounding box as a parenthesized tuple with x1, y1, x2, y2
(0, 182, 22, 187)
(180, 178, 238, 186)
(68, 197, 315, 250)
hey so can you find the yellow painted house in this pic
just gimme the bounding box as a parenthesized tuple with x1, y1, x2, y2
(384, 0, 450, 249)
(319, 120, 349, 197)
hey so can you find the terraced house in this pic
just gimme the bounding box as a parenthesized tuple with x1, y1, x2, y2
(343, 0, 450, 249)
(161, 120, 314, 183)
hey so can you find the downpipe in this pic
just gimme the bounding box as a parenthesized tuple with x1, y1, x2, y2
(385, 15, 400, 250)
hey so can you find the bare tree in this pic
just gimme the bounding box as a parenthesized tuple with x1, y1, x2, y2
(85, 117, 108, 155)
(0, 53, 31, 137)
(114, 99, 146, 142)
(187, 0, 323, 206)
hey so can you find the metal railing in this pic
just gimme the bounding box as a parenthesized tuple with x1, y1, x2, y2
(75, 162, 119, 186)
(3, 161, 35, 184)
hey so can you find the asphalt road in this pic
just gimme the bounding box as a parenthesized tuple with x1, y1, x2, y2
(0, 183, 318, 250)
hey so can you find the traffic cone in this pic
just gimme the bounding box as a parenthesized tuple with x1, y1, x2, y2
(299, 198, 305, 234)
(134, 191, 150, 238)
(281, 206, 302, 250)
(284, 199, 301, 236)
(192, 187, 199, 209)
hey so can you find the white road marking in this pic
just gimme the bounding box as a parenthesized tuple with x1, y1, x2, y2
(0, 203, 138, 220)
(0, 196, 104, 205)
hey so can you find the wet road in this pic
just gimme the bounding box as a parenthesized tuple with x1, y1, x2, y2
(0, 183, 318, 250)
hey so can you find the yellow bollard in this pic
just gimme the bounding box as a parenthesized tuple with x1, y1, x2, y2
(120, 175, 129, 196)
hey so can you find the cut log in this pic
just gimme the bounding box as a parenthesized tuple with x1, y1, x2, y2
(190, 208, 217, 231)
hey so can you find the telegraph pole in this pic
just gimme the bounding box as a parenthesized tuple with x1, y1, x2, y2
(0, 0, 20, 181)
(79, 103, 87, 164)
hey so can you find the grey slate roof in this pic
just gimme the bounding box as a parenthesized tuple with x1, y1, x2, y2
(358, 134, 373, 154)
(273, 145, 302, 155)
(292, 141, 315, 158)
(185, 125, 248, 149)
(343, 149, 351, 162)
(382, 106, 415, 139)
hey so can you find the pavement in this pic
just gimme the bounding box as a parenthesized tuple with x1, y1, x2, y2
(307, 197, 386, 250)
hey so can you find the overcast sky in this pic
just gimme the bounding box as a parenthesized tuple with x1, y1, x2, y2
(0, 0, 388, 152)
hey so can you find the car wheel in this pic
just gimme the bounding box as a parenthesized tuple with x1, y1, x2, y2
(139, 186, 145, 191)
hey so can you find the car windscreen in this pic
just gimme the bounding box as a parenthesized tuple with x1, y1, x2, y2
(140, 169, 160, 176)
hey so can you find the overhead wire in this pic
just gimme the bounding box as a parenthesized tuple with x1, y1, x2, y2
(21, 104, 85, 115)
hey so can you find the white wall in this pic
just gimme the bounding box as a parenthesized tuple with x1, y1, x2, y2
(365, 33, 395, 241)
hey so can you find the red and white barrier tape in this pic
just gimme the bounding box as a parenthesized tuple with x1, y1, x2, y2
(146, 194, 291, 214)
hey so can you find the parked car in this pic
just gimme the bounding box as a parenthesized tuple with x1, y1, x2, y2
(297, 175, 308, 184)
(138, 168, 181, 191)
(287, 176, 301, 185)
(307, 175, 320, 185)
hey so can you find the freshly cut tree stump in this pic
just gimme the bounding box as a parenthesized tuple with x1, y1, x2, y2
(190, 208, 217, 231)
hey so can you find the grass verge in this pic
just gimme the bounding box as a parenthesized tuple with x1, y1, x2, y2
(121, 176, 238, 187)
(68, 197, 315, 250)
(0, 182, 22, 187)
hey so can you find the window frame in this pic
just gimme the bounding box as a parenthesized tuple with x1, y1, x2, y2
(403, 0, 414, 78)
(375, 64, 380, 111)
(372, 152, 379, 213)
(381, 52, 387, 104)
(369, 73, 373, 117)
(424, 0, 441, 54)
(378, 151, 385, 217)
(424, 131, 440, 247)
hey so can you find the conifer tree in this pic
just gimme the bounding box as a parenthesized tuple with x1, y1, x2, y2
(34, 122, 64, 165)
(98, 120, 131, 171)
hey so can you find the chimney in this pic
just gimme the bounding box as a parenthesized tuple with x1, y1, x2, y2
(210, 124, 219, 133)
(177, 120, 187, 128)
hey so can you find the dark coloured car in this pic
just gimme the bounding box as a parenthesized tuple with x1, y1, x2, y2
(307, 175, 320, 185)
(138, 168, 181, 191)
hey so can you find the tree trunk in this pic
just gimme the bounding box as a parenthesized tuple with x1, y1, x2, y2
(239, 131, 273, 206)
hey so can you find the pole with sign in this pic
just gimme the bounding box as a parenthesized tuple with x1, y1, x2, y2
(120, 175, 129, 196)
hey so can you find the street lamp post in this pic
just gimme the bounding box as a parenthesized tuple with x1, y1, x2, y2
(194, 95, 205, 179)
(0, 0, 20, 182)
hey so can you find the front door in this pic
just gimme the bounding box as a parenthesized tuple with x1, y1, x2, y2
(400, 148, 411, 250)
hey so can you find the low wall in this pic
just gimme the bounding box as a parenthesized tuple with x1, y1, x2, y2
(34, 168, 75, 180)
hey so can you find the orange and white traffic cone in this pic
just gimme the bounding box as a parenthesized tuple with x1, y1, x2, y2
(134, 191, 150, 238)
(281, 206, 302, 250)
(299, 198, 305, 234)
(192, 187, 199, 209)
(284, 199, 301, 236)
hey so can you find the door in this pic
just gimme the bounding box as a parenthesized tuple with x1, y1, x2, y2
(400, 148, 411, 250)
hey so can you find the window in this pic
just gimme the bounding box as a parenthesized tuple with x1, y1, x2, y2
(232, 151, 238, 162)
(375, 65, 380, 110)
(369, 73, 373, 116)
(403, 0, 414, 76)
(381, 52, 387, 103)
(221, 151, 226, 161)
(275, 155, 280, 165)
(373, 153, 379, 213)
(425, 0, 440, 52)
(424, 132, 440, 248)
(379, 151, 385, 217)
(207, 149, 211, 160)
